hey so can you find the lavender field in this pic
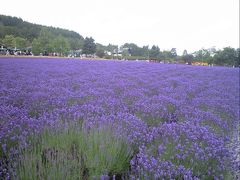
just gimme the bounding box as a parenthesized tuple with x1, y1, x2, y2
(0, 57, 239, 179)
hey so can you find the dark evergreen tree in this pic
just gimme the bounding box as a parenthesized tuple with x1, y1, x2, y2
(149, 45, 160, 60)
(82, 37, 96, 56)
(170, 48, 177, 58)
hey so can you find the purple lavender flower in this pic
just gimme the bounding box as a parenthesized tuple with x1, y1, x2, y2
(0, 57, 239, 178)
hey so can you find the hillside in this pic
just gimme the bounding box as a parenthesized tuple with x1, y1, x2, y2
(0, 15, 84, 42)
(0, 14, 85, 53)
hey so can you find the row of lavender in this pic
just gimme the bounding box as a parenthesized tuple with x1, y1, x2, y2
(0, 57, 239, 179)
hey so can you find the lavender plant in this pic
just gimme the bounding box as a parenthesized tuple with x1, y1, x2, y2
(0, 57, 239, 179)
(17, 125, 133, 179)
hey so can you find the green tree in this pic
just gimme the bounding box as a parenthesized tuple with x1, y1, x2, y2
(95, 43, 106, 58)
(2, 35, 15, 47)
(170, 48, 177, 58)
(51, 36, 70, 56)
(162, 50, 172, 60)
(38, 28, 54, 53)
(236, 48, 240, 66)
(68, 38, 83, 50)
(184, 54, 194, 64)
(142, 45, 149, 59)
(82, 37, 96, 56)
(0, 15, 86, 46)
(106, 44, 118, 58)
(193, 49, 212, 63)
(31, 28, 54, 55)
(32, 38, 42, 55)
(182, 50, 193, 64)
(213, 47, 238, 66)
(122, 43, 144, 57)
(182, 49, 188, 63)
(96, 48, 105, 58)
(15, 37, 28, 49)
(119, 45, 130, 59)
(182, 49, 188, 56)
(149, 45, 160, 60)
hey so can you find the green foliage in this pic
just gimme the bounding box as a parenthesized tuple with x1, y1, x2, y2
(106, 44, 117, 55)
(188, 47, 239, 66)
(1, 14, 239, 63)
(17, 128, 85, 179)
(183, 49, 188, 56)
(15, 37, 28, 49)
(0, 14, 84, 51)
(0, 15, 38, 41)
(84, 126, 133, 177)
(16, 125, 133, 179)
(149, 45, 160, 59)
(237, 48, 240, 66)
(0, 15, 84, 41)
(193, 49, 212, 63)
(32, 38, 42, 55)
(96, 43, 106, 58)
(82, 37, 96, 56)
(123, 43, 144, 57)
(68, 37, 83, 50)
(170, 48, 177, 58)
(38, 28, 54, 53)
(51, 35, 70, 56)
(1, 34, 29, 50)
(182, 54, 194, 64)
(31, 28, 70, 55)
(213, 47, 238, 66)
(2, 35, 15, 47)
(162, 50, 173, 60)
(96, 48, 105, 58)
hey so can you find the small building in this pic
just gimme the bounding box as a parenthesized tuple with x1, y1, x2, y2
(192, 62, 208, 66)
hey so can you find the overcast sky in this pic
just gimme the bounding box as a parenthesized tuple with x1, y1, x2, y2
(0, 0, 239, 53)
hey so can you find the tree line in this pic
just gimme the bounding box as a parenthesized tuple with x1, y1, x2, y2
(0, 15, 239, 66)
(0, 15, 84, 55)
